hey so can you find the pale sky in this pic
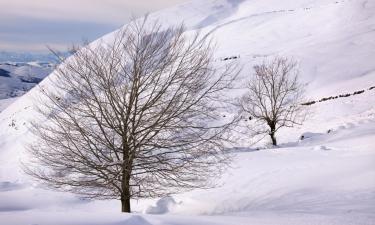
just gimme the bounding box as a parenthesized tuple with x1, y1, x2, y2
(0, 0, 186, 53)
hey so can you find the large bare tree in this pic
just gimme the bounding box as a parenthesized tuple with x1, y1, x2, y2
(240, 57, 305, 146)
(24, 17, 239, 212)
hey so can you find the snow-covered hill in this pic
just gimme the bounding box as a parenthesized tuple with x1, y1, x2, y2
(0, 0, 374, 224)
(0, 62, 53, 99)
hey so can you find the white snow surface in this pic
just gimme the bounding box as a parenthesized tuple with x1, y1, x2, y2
(0, 98, 18, 113)
(0, 0, 375, 224)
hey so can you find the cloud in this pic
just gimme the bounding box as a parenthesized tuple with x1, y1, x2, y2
(0, 16, 118, 52)
(0, 0, 187, 24)
(0, 0, 186, 52)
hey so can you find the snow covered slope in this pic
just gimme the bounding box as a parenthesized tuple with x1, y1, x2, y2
(0, 0, 374, 224)
(0, 98, 19, 113)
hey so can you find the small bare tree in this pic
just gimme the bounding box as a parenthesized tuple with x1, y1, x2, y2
(24, 17, 238, 212)
(240, 57, 305, 146)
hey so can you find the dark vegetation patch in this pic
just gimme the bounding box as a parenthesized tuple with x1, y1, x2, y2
(353, 90, 365, 95)
(0, 68, 11, 77)
(302, 86, 374, 106)
(338, 93, 351, 98)
(301, 100, 316, 106)
(222, 55, 239, 61)
(19, 77, 43, 84)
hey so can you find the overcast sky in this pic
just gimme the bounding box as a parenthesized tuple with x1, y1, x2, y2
(0, 0, 186, 53)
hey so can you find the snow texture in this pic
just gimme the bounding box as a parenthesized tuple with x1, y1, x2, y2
(0, 0, 374, 224)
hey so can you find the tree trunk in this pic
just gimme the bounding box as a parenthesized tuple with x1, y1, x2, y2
(270, 132, 277, 146)
(120, 174, 131, 213)
(121, 142, 132, 213)
(121, 196, 131, 213)
(121, 161, 131, 212)
(269, 122, 277, 146)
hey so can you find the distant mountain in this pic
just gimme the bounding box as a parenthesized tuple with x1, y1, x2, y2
(0, 62, 53, 99)
(0, 51, 71, 63)
(0, 51, 57, 63)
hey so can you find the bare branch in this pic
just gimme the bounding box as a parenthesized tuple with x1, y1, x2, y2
(239, 56, 306, 146)
(24, 17, 239, 213)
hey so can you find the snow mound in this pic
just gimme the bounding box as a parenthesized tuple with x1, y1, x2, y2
(145, 197, 178, 214)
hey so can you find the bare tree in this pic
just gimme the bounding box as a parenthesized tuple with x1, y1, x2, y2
(240, 57, 305, 146)
(24, 17, 239, 213)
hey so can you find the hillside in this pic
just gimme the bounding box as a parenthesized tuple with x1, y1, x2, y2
(0, 0, 374, 224)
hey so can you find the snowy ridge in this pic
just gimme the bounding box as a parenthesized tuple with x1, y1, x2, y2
(0, 0, 374, 224)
